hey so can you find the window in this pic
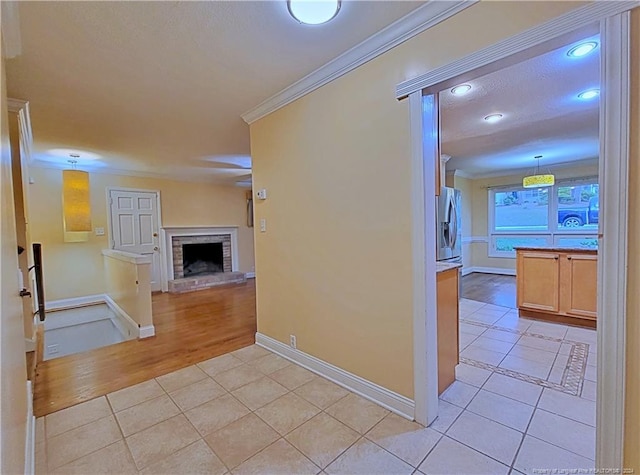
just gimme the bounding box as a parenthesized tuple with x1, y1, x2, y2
(489, 178, 599, 257)
(493, 188, 549, 231)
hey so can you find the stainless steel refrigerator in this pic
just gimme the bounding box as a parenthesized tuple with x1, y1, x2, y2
(436, 187, 462, 263)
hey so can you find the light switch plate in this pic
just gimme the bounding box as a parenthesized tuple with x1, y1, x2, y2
(95, 227, 105, 236)
(260, 219, 266, 232)
(256, 189, 267, 200)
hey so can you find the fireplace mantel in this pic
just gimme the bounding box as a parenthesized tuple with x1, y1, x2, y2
(161, 226, 239, 292)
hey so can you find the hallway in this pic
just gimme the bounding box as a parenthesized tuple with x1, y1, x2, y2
(34, 297, 596, 474)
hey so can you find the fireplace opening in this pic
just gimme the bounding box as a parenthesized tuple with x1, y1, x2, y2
(183, 243, 224, 277)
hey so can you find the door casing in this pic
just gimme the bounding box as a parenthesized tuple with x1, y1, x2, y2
(106, 187, 164, 292)
(401, 4, 633, 468)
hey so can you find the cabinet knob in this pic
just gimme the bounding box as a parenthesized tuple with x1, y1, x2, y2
(567, 256, 572, 260)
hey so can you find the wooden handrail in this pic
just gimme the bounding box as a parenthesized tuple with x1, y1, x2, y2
(32, 243, 45, 322)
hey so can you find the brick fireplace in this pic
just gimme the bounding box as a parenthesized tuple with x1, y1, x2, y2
(163, 226, 245, 293)
(172, 234, 232, 279)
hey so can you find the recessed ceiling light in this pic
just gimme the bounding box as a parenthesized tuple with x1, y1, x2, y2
(578, 89, 600, 100)
(451, 84, 472, 96)
(288, 0, 341, 25)
(567, 41, 598, 58)
(484, 113, 503, 123)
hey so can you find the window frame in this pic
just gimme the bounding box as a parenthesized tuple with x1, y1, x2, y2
(488, 176, 598, 258)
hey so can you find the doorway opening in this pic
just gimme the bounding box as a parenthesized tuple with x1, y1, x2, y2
(403, 9, 630, 471)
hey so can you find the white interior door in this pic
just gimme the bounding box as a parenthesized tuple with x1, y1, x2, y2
(109, 189, 162, 291)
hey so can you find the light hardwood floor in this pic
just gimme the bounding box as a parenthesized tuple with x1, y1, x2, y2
(461, 272, 516, 308)
(33, 281, 257, 417)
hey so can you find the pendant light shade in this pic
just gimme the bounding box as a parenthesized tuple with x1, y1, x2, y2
(523, 174, 555, 188)
(62, 169, 92, 232)
(523, 156, 555, 188)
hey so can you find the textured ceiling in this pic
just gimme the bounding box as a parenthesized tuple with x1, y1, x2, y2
(6, 0, 424, 182)
(440, 34, 600, 177)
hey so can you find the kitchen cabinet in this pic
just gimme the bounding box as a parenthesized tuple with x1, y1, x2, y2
(437, 266, 459, 394)
(516, 247, 597, 327)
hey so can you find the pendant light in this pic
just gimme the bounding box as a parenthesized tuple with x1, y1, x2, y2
(62, 159, 92, 232)
(523, 155, 555, 188)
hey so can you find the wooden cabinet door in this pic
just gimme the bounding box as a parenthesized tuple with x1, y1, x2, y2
(517, 251, 560, 312)
(562, 254, 597, 319)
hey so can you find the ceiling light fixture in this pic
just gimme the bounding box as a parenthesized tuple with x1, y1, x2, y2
(567, 41, 598, 58)
(484, 113, 503, 123)
(523, 155, 555, 188)
(578, 88, 600, 100)
(287, 0, 341, 25)
(451, 84, 472, 96)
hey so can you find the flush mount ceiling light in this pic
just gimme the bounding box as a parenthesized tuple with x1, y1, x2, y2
(450, 84, 472, 96)
(288, 0, 341, 25)
(523, 155, 555, 188)
(483, 113, 503, 123)
(567, 41, 598, 58)
(578, 88, 600, 100)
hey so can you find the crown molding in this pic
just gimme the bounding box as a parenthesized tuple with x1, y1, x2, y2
(7, 98, 28, 113)
(396, 1, 640, 99)
(241, 0, 477, 125)
(466, 158, 599, 180)
(29, 160, 242, 186)
(446, 169, 474, 179)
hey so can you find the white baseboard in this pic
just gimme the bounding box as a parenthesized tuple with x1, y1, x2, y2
(103, 295, 154, 339)
(139, 325, 156, 338)
(25, 380, 35, 475)
(245, 272, 256, 279)
(463, 266, 516, 276)
(255, 333, 415, 420)
(46, 294, 105, 311)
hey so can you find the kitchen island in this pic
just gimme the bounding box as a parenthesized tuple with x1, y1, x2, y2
(436, 262, 461, 394)
(515, 247, 597, 328)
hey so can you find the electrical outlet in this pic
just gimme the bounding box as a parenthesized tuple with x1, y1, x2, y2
(260, 218, 266, 232)
(290, 334, 297, 349)
(95, 227, 105, 236)
(47, 344, 59, 354)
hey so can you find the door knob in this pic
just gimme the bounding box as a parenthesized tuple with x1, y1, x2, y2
(153, 232, 158, 237)
(154, 246, 159, 251)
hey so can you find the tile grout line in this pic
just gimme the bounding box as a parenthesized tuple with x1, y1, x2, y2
(507, 377, 546, 471)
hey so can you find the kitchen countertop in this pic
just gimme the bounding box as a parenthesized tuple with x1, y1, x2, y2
(436, 262, 463, 273)
(514, 246, 598, 253)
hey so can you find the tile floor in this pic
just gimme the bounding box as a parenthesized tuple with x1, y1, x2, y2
(35, 299, 597, 475)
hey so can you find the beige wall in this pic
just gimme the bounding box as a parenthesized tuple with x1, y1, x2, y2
(624, 8, 640, 471)
(1, 43, 28, 475)
(467, 163, 599, 271)
(28, 166, 255, 301)
(103, 252, 153, 329)
(250, 1, 587, 399)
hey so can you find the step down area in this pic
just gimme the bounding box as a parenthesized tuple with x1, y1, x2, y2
(43, 304, 136, 360)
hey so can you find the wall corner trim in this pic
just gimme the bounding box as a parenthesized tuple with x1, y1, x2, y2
(241, 0, 477, 124)
(24, 381, 35, 475)
(255, 333, 415, 419)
